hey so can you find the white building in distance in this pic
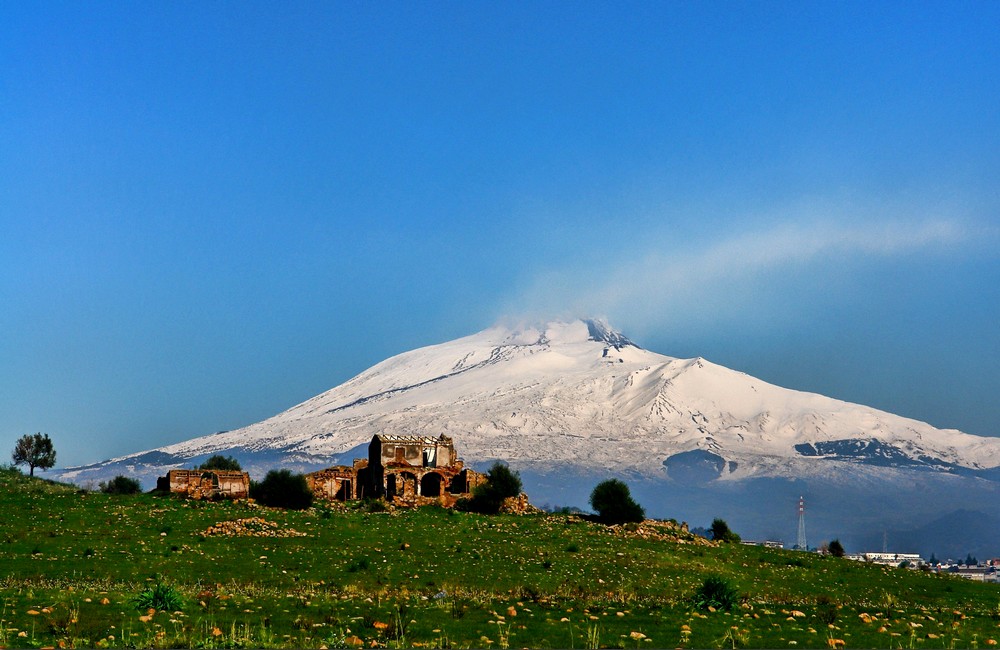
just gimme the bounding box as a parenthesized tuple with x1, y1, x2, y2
(860, 552, 924, 566)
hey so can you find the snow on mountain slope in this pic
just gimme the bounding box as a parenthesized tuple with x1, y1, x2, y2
(57, 319, 1000, 488)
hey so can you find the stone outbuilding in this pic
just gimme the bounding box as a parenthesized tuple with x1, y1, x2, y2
(307, 434, 485, 507)
(156, 469, 250, 499)
(305, 458, 370, 501)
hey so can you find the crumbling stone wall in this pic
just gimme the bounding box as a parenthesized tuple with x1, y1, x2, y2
(157, 469, 249, 500)
(499, 492, 539, 515)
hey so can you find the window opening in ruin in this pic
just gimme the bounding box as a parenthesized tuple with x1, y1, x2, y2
(449, 471, 467, 494)
(399, 472, 418, 498)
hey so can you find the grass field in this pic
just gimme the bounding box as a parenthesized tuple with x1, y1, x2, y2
(1, 466, 998, 649)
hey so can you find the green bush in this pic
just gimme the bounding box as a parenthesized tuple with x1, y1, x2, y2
(0, 463, 21, 476)
(463, 462, 522, 514)
(828, 539, 845, 557)
(692, 575, 739, 611)
(132, 579, 184, 612)
(198, 454, 242, 471)
(249, 469, 314, 510)
(589, 479, 645, 524)
(100, 475, 142, 495)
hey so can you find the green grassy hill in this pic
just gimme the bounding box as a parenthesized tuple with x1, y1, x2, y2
(1, 467, 998, 649)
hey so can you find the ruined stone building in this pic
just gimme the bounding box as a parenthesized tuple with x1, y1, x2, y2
(305, 458, 370, 501)
(156, 469, 250, 499)
(307, 434, 484, 506)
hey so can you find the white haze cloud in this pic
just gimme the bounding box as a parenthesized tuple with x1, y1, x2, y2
(503, 201, 988, 334)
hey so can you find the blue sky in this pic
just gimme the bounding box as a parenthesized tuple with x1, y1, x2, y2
(2, 2, 998, 468)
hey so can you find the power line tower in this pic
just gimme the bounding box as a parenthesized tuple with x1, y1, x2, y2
(796, 496, 807, 550)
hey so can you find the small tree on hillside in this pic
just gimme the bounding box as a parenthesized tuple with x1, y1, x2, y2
(828, 539, 845, 558)
(589, 479, 645, 525)
(710, 518, 741, 543)
(198, 455, 242, 471)
(12, 433, 57, 477)
(463, 462, 522, 514)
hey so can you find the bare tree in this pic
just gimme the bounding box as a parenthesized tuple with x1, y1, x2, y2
(12, 432, 57, 476)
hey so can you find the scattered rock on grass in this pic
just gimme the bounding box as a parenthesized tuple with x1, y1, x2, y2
(198, 517, 308, 538)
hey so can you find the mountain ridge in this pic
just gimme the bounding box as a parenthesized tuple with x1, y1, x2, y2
(58, 318, 999, 477)
(52, 318, 1000, 552)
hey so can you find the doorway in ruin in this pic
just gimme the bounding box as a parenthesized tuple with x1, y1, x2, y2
(356, 466, 370, 500)
(201, 472, 220, 496)
(386, 474, 397, 500)
(421, 472, 442, 497)
(335, 479, 352, 501)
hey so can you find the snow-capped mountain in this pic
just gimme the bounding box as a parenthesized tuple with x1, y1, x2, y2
(55, 319, 1000, 555)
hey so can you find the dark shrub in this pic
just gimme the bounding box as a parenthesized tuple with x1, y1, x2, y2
(100, 475, 142, 495)
(816, 595, 838, 624)
(589, 479, 645, 524)
(828, 539, 845, 558)
(360, 497, 388, 513)
(198, 455, 242, 471)
(485, 462, 522, 498)
(710, 518, 741, 543)
(250, 469, 313, 510)
(693, 575, 739, 611)
(465, 462, 522, 514)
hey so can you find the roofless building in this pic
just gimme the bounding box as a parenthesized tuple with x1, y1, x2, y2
(306, 434, 485, 506)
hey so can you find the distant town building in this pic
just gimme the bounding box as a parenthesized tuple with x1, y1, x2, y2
(951, 565, 998, 582)
(741, 540, 785, 549)
(860, 552, 924, 566)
